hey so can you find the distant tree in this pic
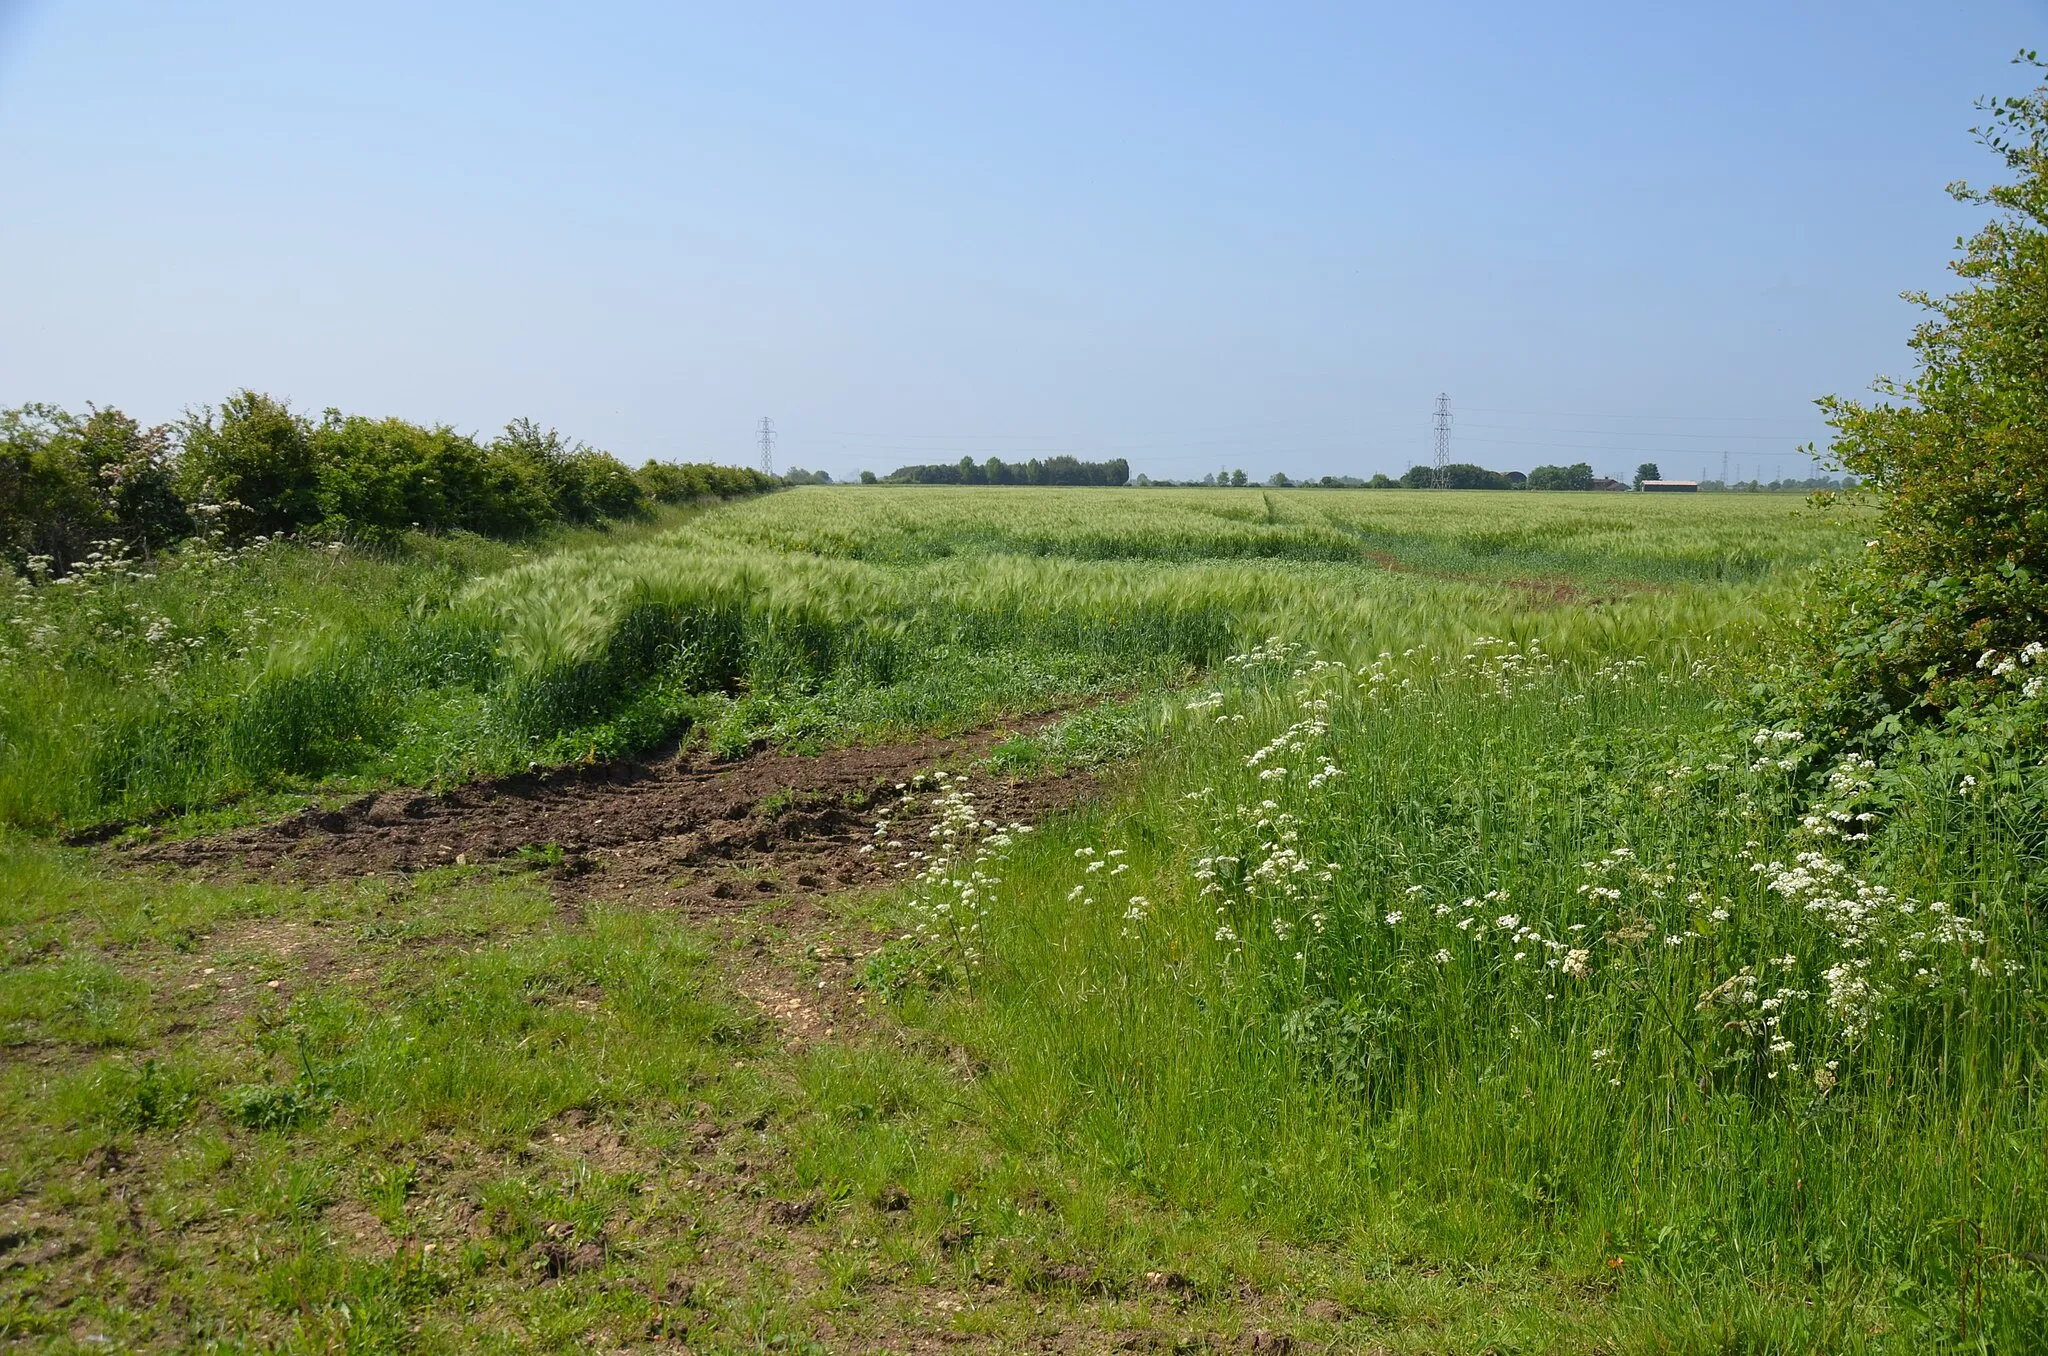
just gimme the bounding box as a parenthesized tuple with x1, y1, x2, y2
(1399, 463, 1506, 489)
(1269, 471, 1291, 487)
(1229, 468, 1247, 486)
(1527, 462, 1595, 491)
(1368, 472, 1396, 488)
(884, 455, 1126, 486)
(859, 470, 878, 484)
(1635, 461, 1662, 488)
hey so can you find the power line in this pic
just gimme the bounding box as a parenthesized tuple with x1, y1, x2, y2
(824, 407, 1816, 445)
(1458, 422, 1809, 442)
(1462, 406, 1810, 423)
(1458, 434, 1818, 460)
(758, 416, 776, 477)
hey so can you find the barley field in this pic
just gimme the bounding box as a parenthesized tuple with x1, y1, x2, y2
(12, 486, 2043, 1351)
(0, 487, 1850, 830)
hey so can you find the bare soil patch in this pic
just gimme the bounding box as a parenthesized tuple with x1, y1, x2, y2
(128, 728, 1087, 916)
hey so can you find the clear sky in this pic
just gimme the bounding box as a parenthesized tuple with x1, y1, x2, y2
(1, 1, 2039, 483)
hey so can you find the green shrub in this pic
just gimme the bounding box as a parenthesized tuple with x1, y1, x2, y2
(635, 460, 779, 503)
(636, 459, 710, 503)
(311, 413, 555, 541)
(0, 404, 189, 573)
(0, 404, 109, 572)
(178, 390, 321, 539)
(491, 418, 648, 525)
(1792, 60, 2048, 756)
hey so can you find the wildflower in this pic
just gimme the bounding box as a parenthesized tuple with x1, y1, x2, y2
(1433, 949, 1452, 964)
(1562, 948, 1591, 980)
(1214, 924, 1239, 943)
(1383, 910, 1403, 926)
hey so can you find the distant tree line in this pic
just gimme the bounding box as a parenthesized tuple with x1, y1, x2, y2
(881, 455, 1130, 486)
(1119, 460, 1860, 492)
(1, 390, 778, 574)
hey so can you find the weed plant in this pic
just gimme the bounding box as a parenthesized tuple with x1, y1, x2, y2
(901, 635, 2048, 1345)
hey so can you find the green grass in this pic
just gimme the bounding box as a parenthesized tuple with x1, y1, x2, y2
(15, 483, 2032, 1351)
(902, 639, 2048, 1348)
(1, 487, 1858, 830)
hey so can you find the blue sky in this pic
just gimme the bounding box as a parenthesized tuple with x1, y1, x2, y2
(0, 1, 2039, 482)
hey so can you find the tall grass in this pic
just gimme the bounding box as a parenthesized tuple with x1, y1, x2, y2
(1, 488, 1843, 829)
(919, 637, 2047, 1344)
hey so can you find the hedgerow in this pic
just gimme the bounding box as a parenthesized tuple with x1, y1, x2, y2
(2, 390, 778, 572)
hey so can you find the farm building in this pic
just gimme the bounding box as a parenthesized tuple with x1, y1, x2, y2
(1641, 480, 1699, 492)
(1591, 476, 1630, 491)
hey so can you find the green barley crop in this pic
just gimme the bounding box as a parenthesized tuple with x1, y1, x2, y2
(0, 488, 1850, 828)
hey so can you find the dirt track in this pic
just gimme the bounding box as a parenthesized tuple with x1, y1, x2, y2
(129, 729, 1087, 914)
